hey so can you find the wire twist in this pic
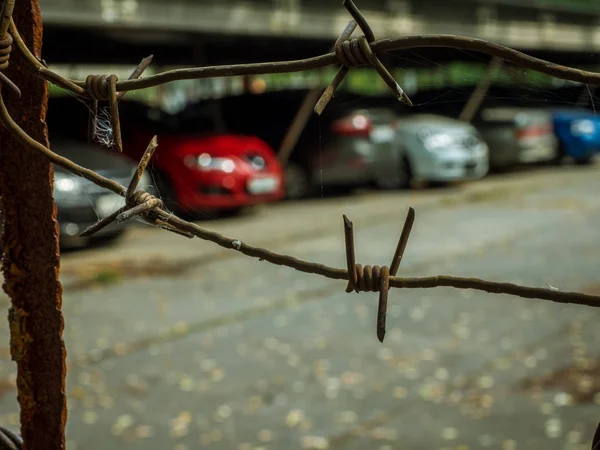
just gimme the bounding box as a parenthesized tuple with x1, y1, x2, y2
(79, 136, 195, 239)
(85, 74, 123, 152)
(85, 74, 113, 101)
(0, 29, 19, 98)
(83, 56, 153, 151)
(0, 33, 12, 71)
(344, 207, 415, 343)
(314, 0, 412, 115)
(0, 426, 22, 450)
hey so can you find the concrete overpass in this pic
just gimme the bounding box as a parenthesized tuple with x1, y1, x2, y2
(38, 0, 600, 66)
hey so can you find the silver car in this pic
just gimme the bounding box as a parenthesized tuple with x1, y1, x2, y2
(394, 114, 489, 186)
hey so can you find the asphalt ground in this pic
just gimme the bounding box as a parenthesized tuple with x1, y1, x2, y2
(1, 163, 600, 449)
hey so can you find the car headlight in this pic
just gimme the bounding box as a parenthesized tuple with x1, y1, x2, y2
(514, 113, 529, 127)
(196, 153, 236, 173)
(570, 119, 595, 136)
(54, 172, 81, 198)
(420, 133, 455, 152)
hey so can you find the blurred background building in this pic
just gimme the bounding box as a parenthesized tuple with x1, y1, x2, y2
(42, 0, 600, 112)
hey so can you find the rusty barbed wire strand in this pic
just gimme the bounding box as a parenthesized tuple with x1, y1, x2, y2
(7, 17, 84, 95)
(0, 67, 600, 325)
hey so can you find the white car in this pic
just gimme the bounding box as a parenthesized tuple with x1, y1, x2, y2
(393, 114, 490, 186)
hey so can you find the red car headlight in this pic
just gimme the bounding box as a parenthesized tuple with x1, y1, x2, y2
(185, 153, 236, 173)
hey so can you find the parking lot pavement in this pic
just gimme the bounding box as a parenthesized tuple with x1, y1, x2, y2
(57, 163, 600, 280)
(1, 164, 600, 449)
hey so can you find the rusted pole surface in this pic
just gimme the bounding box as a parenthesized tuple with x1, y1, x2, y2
(459, 56, 503, 123)
(0, 0, 67, 449)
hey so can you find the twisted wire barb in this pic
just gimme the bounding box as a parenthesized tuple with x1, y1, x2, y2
(84, 56, 153, 151)
(344, 207, 415, 342)
(314, 0, 412, 115)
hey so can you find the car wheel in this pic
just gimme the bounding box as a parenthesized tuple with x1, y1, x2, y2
(372, 158, 411, 190)
(284, 163, 312, 200)
(574, 156, 593, 165)
(548, 142, 565, 166)
(94, 230, 125, 247)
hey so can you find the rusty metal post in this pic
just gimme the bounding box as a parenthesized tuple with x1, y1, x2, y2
(0, 0, 67, 449)
(459, 56, 503, 123)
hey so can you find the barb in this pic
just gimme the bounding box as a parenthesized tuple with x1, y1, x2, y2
(85, 74, 123, 151)
(79, 136, 194, 238)
(85, 56, 152, 145)
(315, 0, 411, 114)
(344, 208, 414, 342)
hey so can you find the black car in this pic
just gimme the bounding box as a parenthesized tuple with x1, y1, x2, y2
(52, 139, 155, 248)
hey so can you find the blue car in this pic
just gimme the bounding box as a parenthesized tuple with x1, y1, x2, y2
(551, 108, 600, 165)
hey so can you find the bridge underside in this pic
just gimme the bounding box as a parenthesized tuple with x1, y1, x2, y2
(44, 25, 600, 71)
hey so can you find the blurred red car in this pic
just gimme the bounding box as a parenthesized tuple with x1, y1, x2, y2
(121, 101, 285, 214)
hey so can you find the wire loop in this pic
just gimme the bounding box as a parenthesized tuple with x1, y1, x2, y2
(85, 74, 123, 151)
(85, 74, 112, 101)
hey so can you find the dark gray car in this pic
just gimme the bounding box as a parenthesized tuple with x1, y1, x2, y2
(52, 140, 155, 248)
(474, 106, 559, 171)
(284, 107, 403, 198)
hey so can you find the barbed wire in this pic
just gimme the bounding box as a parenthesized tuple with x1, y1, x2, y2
(0, 0, 599, 345)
